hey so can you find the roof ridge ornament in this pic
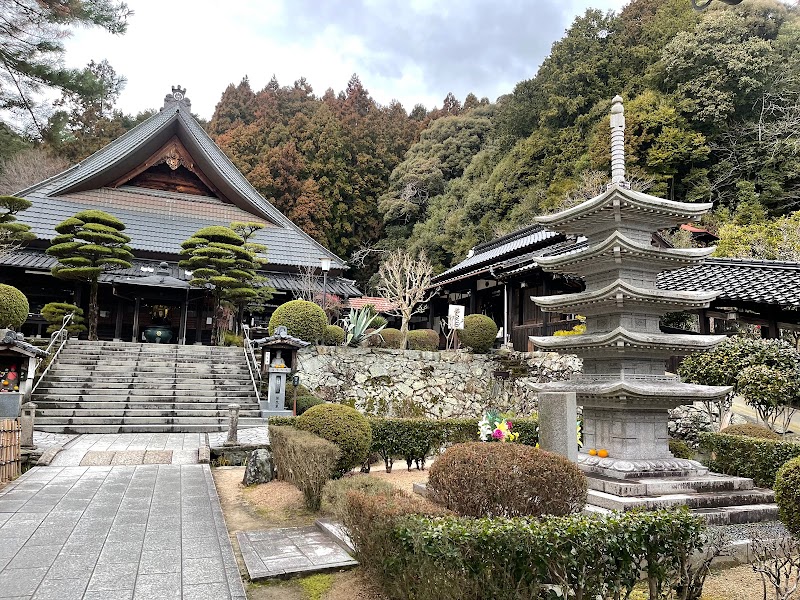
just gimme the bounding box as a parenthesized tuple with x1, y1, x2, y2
(609, 95, 629, 189)
(162, 85, 191, 111)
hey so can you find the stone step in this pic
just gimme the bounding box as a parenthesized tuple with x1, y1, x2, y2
(34, 395, 257, 405)
(35, 388, 255, 399)
(34, 400, 259, 410)
(35, 382, 253, 391)
(42, 375, 253, 382)
(35, 415, 259, 426)
(34, 422, 261, 434)
(47, 365, 250, 373)
(37, 408, 262, 418)
(586, 488, 775, 512)
(586, 473, 756, 496)
(53, 358, 247, 365)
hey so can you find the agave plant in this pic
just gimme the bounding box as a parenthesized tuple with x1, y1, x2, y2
(343, 307, 387, 347)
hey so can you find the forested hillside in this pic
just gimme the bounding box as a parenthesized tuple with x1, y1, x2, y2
(207, 0, 800, 287)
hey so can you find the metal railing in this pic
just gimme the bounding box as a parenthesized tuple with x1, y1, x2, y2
(241, 323, 261, 404)
(32, 312, 73, 394)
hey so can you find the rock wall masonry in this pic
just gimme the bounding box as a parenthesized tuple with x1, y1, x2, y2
(296, 346, 580, 418)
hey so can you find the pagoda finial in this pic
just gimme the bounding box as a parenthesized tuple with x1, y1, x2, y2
(610, 95, 626, 185)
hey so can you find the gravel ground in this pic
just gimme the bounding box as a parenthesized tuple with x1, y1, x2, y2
(712, 520, 789, 542)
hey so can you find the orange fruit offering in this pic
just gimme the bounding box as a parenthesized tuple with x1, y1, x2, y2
(588, 448, 597, 456)
(598, 449, 609, 458)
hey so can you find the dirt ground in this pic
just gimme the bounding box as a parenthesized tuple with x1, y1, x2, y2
(213, 465, 785, 600)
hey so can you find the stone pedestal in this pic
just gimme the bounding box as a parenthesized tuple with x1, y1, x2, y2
(20, 402, 36, 448)
(224, 403, 240, 447)
(538, 391, 577, 462)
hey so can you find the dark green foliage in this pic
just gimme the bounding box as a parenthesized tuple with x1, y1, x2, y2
(0, 285, 29, 329)
(775, 456, 800, 535)
(379, 328, 403, 348)
(368, 416, 540, 473)
(179, 224, 261, 345)
(699, 432, 800, 487)
(323, 324, 345, 346)
(268, 425, 340, 510)
(221, 332, 243, 347)
(458, 314, 498, 353)
(320, 475, 396, 520)
(721, 423, 781, 440)
(47, 209, 132, 340)
(669, 438, 694, 460)
(295, 403, 372, 477)
(294, 395, 323, 416)
(268, 415, 296, 427)
(0, 196, 34, 250)
(428, 442, 586, 518)
(41, 302, 86, 335)
(406, 329, 439, 351)
(344, 485, 707, 600)
(268, 300, 327, 344)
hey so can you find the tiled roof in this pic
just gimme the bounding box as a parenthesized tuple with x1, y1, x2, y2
(16, 103, 346, 271)
(657, 258, 800, 308)
(0, 250, 361, 297)
(345, 297, 398, 313)
(432, 224, 562, 283)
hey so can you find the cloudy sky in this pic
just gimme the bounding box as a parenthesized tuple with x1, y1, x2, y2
(64, 0, 628, 120)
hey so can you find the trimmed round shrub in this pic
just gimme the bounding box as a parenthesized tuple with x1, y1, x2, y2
(295, 395, 323, 416)
(269, 300, 327, 343)
(775, 456, 800, 535)
(0, 285, 29, 330)
(668, 439, 694, 460)
(407, 328, 439, 351)
(428, 442, 587, 517)
(323, 324, 345, 346)
(458, 314, 498, 353)
(722, 423, 781, 440)
(296, 403, 372, 477)
(380, 327, 403, 349)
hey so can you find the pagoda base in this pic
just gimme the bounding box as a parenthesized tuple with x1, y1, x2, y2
(578, 452, 708, 479)
(583, 471, 778, 525)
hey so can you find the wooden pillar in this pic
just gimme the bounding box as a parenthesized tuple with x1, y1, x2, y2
(178, 291, 189, 345)
(469, 280, 477, 315)
(195, 299, 204, 345)
(699, 309, 711, 334)
(114, 298, 124, 341)
(427, 299, 435, 329)
(132, 297, 140, 343)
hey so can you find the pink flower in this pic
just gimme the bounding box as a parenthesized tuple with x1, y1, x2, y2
(492, 429, 504, 440)
(506, 421, 513, 430)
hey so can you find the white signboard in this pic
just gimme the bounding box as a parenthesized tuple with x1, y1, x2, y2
(448, 305, 465, 330)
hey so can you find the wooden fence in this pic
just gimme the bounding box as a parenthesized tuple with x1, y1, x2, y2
(0, 419, 20, 483)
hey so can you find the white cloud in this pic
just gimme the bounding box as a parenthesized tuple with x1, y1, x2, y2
(63, 0, 628, 120)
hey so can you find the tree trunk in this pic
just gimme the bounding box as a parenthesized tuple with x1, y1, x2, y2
(88, 278, 99, 341)
(400, 315, 409, 350)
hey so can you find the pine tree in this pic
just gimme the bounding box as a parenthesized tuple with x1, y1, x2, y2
(0, 195, 35, 259)
(47, 210, 133, 340)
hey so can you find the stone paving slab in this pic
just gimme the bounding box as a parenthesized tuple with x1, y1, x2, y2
(236, 526, 357, 580)
(32, 432, 78, 451)
(208, 426, 269, 449)
(0, 464, 246, 599)
(50, 434, 204, 467)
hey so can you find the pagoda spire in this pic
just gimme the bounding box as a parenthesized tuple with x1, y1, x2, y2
(610, 95, 626, 185)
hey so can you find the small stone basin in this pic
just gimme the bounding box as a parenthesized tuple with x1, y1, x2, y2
(143, 326, 173, 344)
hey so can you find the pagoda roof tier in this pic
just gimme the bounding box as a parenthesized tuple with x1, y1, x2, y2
(535, 185, 713, 235)
(535, 232, 714, 276)
(530, 327, 726, 356)
(532, 280, 719, 314)
(531, 376, 731, 407)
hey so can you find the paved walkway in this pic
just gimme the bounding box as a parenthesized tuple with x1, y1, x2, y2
(208, 426, 269, 449)
(50, 434, 205, 467)
(0, 464, 245, 600)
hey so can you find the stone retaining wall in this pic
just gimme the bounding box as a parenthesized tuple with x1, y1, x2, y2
(296, 346, 581, 418)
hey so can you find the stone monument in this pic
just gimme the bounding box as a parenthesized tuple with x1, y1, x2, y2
(251, 326, 309, 417)
(530, 96, 732, 479)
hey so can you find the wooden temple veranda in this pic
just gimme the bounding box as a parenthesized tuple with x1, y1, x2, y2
(2, 87, 360, 344)
(431, 224, 800, 352)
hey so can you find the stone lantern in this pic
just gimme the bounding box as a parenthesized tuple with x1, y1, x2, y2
(251, 326, 309, 417)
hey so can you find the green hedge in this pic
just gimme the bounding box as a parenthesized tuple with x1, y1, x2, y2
(699, 432, 800, 487)
(296, 404, 372, 477)
(775, 456, 800, 535)
(344, 487, 708, 600)
(271, 414, 540, 472)
(268, 425, 340, 510)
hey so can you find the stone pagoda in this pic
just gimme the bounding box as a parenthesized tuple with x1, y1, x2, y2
(530, 96, 731, 480)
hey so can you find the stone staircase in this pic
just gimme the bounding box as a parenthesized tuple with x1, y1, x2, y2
(32, 340, 264, 433)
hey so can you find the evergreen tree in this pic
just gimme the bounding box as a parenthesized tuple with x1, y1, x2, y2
(47, 210, 133, 340)
(0, 195, 35, 259)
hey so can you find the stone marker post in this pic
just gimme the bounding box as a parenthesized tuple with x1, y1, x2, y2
(538, 392, 577, 462)
(224, 403, 241, 447)
(20, 402, 36, 448)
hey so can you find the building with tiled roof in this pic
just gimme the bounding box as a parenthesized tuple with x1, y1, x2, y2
(2, 87, 360, 343)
